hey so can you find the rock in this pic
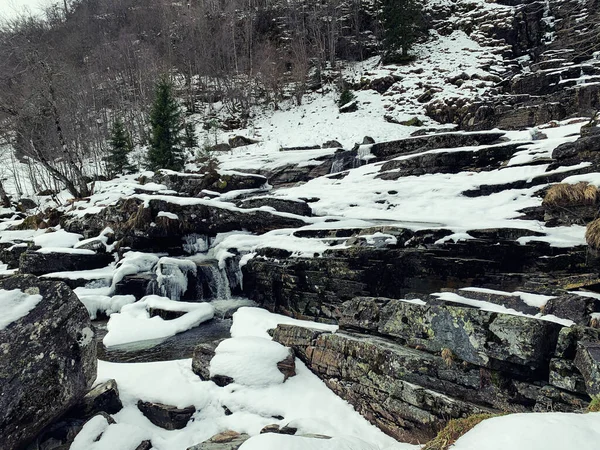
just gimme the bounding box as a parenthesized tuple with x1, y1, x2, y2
(228, 136, 259, 148)
(549, 358, 587, 394)
(280, 145, 321, 151)
(186, 431, 250, 450)
(208, 143, 232, 152)
(16, 198, 38, 211)
(276, 353, 296, 381)
(260, 424, 297, 435)
(19, 250, 113, 276)
(0, 275, 96, 450)
(574, 342, 600, 396)
(544, 294, 600, 326)
(0, 242, 30, 269)
(370, 131, 505, 161)
(192, 340, 224, 381)
(137, 400, 196, 430)
(238, 197, 312, 216)
(153, 170, 267, 196)
(322, 140, 343, 149)
(339, 100, 358, 113)
(211, 375, 235, 387)
(362, 136, 375, 145)
(62, 197, 308, 251)
(27, 417, 85, 450)
(369, 76, 396, 94)
(68, 379, 123, 420)
(135, 441, 153, 450)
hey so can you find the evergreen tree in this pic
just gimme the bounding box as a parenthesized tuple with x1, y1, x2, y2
(104, 118, 134, 177)
(147, 78, 185, 171)
(184, 122, 198, 149)
(381, 0, 421, 63)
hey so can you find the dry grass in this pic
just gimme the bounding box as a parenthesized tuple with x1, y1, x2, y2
(543, 182, 598, 208)
(588, 396, 600, 412)
(422, 414, 502, 450)
(586, 218, 600, 250)
(441, 348, 454, 367)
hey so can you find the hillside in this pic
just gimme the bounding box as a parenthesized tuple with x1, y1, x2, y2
(1, 0, 600, 449)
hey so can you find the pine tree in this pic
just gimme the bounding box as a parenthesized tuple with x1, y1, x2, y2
(184, 122, 198, 149)
(381, 0, 421, 63)
(147, 78, 185, 172)
(104, 118, 134, 177)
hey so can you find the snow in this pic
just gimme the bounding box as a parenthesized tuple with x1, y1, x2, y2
(210, 337, 292, 386)
(33, 230, 82, 248)
(239, 434, 409, 450)
(95, 307, 401, 450)
(0, 289, 43, 330)
(102, 296, 215, 347)
(433, 292, 574, 326)
(460, 287, 554, 308)
(42, 265, 115, 281)
(157, 211, 179, 220)
(79, 294, 137, 320)
(70, 415, 148, 450)
(111, 252, 161, 290)
(452, 412, 600, 450)
(36, 247, 95, 255)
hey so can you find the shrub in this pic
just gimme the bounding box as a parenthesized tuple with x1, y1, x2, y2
(422, 414, 502, 450)
(543, 182, 598, 208)
(338, 89, 356, 107)
(588, 396, 600, 412)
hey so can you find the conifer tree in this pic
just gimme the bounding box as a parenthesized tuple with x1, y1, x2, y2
(184, 122, 198, 149)
(381, 0, 421, 63)
(147, 78, 185, 171)
(105, 118, 134, 177)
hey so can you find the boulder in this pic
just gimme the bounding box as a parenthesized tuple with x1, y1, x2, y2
(237, 197, 312, 217)
(544, 294, 600, 326)
(153, 171, 267, 196)
(68, 379, 123, 420)
(228, 136, 259, 148)
(574, 342, 600, 396)
(187, 431, 250, 450)
(137, 400, 195, 430)
(19, 250, 113, 276)
(192, 340, 224, 381)
(0, 275, 97, 450)
(322, 140, 343, 149)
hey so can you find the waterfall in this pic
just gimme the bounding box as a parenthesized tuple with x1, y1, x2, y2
(152, 257, 197, 301)
(196, 261, 232, 300)
(330, 155, 345, 174)
(183, 234, 211, 255)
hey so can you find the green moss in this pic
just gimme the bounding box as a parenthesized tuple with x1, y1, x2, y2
(400, 117, 424, 127)
(588, 396, 600, 412)
(13, 215, 40, 230)
(422, 413, 504, 450)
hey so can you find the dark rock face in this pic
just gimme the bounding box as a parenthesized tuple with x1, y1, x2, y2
(62, 197, 308, 252)
(272, 315, 588, 443)
(574, 342, 600, 396)
(187, 431, 250, 450)
(0, 275, 97, 450)
(544, 294, 600, 326)
(228, 136, 259, 148)
(153, 171, 267, 196)
(242, 234, 589, 322)
(19, 250, 113, 276)
(68, 379, 123, 420)
(370, 132, 505, 161)
(137, 400, 196, 430)
(238, 197, 313, 217)
(192, 340, 224, 381)
(377, 143, 524, 178)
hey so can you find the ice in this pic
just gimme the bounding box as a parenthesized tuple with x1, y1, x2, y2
(0, 289, 43, 330)
(154, 257, 197, 301)
(79, 294, 137, 320)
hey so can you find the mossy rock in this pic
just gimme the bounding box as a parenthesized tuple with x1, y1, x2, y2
(400, 117, 424, 127)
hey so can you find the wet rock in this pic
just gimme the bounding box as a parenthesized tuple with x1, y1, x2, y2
(238, 197, 312, 217)
(228, 136, 259, 148)
(68, 379, 123, 420)
(187, 431, 250, 450)
(574, 342, 600, 396)
(137, 400, 196, 430)
(19, 250, 113, 276)
(0, 275, 97, 450)
(192, 340, 224, 381)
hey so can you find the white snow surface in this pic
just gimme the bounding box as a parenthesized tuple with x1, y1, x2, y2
(0, 289, 43, 330)
(452, 412, 600, 450)
(95, 307, 405, 450)
(33, 230, 82, 248)
(102, 295, 215, 347)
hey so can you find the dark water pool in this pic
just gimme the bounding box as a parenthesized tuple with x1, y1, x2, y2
(94, 318, 231, 363)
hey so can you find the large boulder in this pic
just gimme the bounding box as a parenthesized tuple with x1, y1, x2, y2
(0, 275, 97, 450)
(19, 250, 113, 276)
